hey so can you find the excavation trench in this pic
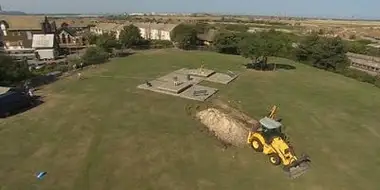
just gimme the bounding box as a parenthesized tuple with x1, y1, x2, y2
(195, 101, 258, 147)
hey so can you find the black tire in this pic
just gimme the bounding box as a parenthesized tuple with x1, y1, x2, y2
(269, 154, 281, 166)
(250, 137, 263, 152)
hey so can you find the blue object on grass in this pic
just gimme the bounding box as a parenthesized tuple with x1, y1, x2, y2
(36, 172, 47, 179)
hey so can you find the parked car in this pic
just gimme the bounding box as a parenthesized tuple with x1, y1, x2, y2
(0, 87, 36, 118)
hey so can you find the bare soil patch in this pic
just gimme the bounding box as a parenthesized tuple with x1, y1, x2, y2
(188, 100, 258, 147)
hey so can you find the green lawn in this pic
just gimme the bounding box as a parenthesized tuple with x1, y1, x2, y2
(1, 49, 380, 190)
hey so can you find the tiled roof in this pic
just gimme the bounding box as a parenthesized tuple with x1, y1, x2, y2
(134, 22, 178, 31)
(0, 15, 44, 30)
(54, 18, 96, 28)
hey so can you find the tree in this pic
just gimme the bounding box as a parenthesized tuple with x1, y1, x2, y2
(83, 32, 98, 45)
(0, 54, 32, 85)
(96, 32, 120, 53)
(170, 24, 198, 50)
(239, 31, 289, 61)
(349, 34, 356, 40)
(82, 47, 109, 65)
(295, 34, 349, 71)
(213, 31, 245, 55)
(311, 37, 348, 71)
(295, 33, 321, 61)
(223, 24, 249, 32)
(194, 22, 211, 33)
(67, 55, 82, 70)
(119, 24, 144, 48)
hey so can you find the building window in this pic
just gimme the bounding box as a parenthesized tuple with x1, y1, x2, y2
(67, 35, 71, 43)
(0, 23, 7, 36)
(61, 33, 66, 44)
(26, 31, 32, 40)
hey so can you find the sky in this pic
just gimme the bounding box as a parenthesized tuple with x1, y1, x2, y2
(1, 0, 379, 19)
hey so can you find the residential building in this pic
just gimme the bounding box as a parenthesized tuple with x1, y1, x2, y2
(197, 29, 218, 46)
(56, 26, 88, 54)
(54, 18, 96, 32)
(0, 26, 4, 52)
(4, 48, 35, 61)
(0, 16, 57, 50)
(134, 23, 178, 41)
(347, 52, 380, 76)
(32, 34, 58, 60)
(57, 27, 87, 46)
(90, 22, 178, 41)
(90, 22, 127, 39)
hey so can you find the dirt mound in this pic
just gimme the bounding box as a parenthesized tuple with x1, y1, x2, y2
(196, 107, 256, 147)
(212, 99, 258, 125)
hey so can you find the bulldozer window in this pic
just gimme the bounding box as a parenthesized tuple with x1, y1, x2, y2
(262, 128, 283, 143)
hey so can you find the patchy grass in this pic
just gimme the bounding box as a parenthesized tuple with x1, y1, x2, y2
(1, 49, 380, 190)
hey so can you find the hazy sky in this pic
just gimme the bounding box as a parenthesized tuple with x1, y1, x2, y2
(1, 0, 378, 18)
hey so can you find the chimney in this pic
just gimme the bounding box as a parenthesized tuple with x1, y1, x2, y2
(41, 16, 52, 34)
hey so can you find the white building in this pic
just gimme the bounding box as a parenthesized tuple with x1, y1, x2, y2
(0, 26, 4, 51)
(134, 23, 177, 41)
(90, 22, 178, 41)
(90, 23, 129, 39)
(32, 34, 58, 60)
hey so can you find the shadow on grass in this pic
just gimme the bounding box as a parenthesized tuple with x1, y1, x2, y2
(112, 51, 135, 58)
(0, 96, 45, 119)
(244, 63, 296, 71)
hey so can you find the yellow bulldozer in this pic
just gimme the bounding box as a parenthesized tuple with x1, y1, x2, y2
(247, 106, 310, 179)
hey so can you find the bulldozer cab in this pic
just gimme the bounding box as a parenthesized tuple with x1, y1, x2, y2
(257, 117, 286, 144)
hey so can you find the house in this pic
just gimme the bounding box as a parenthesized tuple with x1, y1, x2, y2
(347, 52, 380, 76)
(0, 26, 4, 51)
(134, 23, 150, 39)
(32, 34, 58, 60)
(134, 23, 177, 41)
(197, 29, 218, 46)
(0, 16, 57, 50)
(90, 22, 130, 39)
(57, 27, 87, 46)
(56, 27, 88, 54)
(54, 18, 96, 32)
(90, 22, 178, 41)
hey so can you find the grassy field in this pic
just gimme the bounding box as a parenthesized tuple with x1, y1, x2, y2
(1, 49, 380, 190)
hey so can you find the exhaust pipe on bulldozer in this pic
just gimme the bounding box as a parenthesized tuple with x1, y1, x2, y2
(284, 154, 311, 179)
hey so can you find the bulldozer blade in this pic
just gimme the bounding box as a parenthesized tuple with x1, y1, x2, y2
(287, 162, 310, 179)
(285, 155, 311, 179)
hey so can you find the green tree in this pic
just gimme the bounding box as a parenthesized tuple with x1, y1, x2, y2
(213, 31, 245, 54)
(96, 32, 120, 53)
(296, 34, 348, 71)
(170, 24, 198, 50)
(194, 22, 211, 33)
(0, 54, 32, 85)
(83, 32, 98, 45)
(239, 31, 289, 61)
(223, 24, 249, 32)
(67, 55, 82, 70)
(312, 37, 348, 71)
(295, 33, 321, 61)
(119, 24, 144, 48)
(82, 47, 109, 65)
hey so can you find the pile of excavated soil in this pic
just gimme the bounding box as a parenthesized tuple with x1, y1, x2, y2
(196, 107, 257, 147)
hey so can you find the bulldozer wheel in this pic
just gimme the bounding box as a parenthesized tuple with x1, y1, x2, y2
(269, 154, 281, 166)
(250, 138, 263, 152)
